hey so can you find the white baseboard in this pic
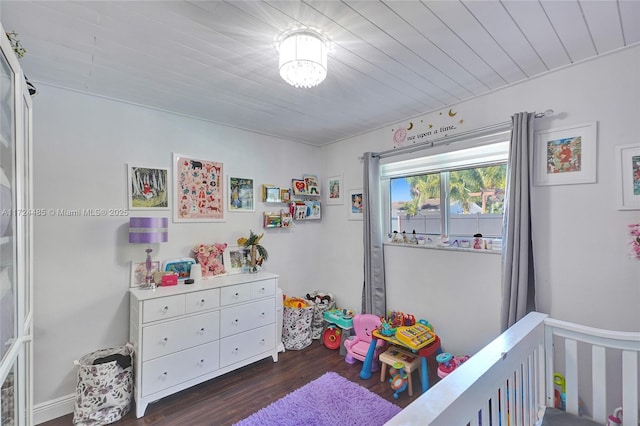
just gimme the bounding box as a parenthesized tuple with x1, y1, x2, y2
(33, 393, 75, 425)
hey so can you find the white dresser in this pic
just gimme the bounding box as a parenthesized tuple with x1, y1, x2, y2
(129, 271, 281, 418)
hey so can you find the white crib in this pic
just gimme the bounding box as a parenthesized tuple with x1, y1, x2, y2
(386, 312, 639, 426)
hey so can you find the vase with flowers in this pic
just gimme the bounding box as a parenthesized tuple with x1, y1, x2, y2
(237, 230, 268, 273)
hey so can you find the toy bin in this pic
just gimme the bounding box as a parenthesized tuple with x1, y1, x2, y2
(72, 344, 133, 425)
(305, 291, 336, 340)
(282, 297, 314, 350)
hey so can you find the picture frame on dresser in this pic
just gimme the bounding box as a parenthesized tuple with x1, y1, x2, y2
(224, 245, 248, 275)
(130, 260, 160, 287)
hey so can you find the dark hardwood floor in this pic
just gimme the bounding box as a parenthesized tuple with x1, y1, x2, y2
(42, 341, 441, 425)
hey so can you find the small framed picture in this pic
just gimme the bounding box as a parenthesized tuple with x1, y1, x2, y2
(228, 176, 255, 212)
(326, 175, 344, 205)
(349, 188, 364, 220)
(304, 174, 320, 196)
(280, 188, 290, 202)
(534, 122, 597, 186)
(265, 186, 281, 203)
(292, 179, 307, 195)
(128, 165, 169, 210)
(130, 260, 160, 287)
(224, 245, 248, 275)
(615, 143, 640, 210)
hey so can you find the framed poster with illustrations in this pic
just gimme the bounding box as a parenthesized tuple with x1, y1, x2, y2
(228, 176, 255, 212)
(349, 188, 364, 220)
(534, 122, 597, 186)
(326, 175, 344, 205)
(173, 153, 224, 222)
(615, 143, 640, 210)
(128, 165, 169, 210)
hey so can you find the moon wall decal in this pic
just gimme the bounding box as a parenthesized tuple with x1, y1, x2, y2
(448, 109, 457, 117)
(407, 122, 413, 130)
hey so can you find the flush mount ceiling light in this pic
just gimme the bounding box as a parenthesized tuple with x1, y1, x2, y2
(278, 29, 328, 88)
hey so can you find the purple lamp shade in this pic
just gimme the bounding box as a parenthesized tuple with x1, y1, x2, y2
(129, 217, 168, 244)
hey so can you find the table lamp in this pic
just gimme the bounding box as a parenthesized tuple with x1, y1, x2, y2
(129, 217, 168, 289)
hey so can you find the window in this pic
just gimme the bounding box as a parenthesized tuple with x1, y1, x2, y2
(381, 134, 509, 240)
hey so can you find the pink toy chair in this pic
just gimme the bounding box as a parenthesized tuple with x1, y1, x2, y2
(344, 313, 386, 372)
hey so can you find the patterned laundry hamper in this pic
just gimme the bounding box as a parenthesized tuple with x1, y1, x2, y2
(305, 291, 336, 340)
(282, 302, 314, 350)
(72, 344, 133, 425)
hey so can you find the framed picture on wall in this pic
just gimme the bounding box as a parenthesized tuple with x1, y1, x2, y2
(533, 122, 597, 186)
(173, 153, 224, 222)
(228, 176, 255, 212)
(348, 188, 364, 220)
(326, 175, 344, 205)
(615, 143, 640, 210)
(128, 165, 169, 210)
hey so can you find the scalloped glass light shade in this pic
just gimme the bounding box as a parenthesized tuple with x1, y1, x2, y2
(278, 31, 327, 88)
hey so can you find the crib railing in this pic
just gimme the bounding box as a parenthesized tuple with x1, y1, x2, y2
(543, 317, 639, 426)
(385, 311, 548, 426)
(385, 312, 640, 426)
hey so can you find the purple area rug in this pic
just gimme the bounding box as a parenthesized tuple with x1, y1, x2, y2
(233, 372, 401, 426)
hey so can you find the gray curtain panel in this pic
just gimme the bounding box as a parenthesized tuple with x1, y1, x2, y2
(501, 112, 537, 330)
(362, 152, 387, 316)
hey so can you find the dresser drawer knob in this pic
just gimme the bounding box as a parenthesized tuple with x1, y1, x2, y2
(162, 306, 169, 312)
(162, 371, 168, 376)
(233, 319, 239, 324)
(200, 299, 205, 304)
(234, 347, 239, 353)
(234, 292, 239, 297)
(162, 337, 169, 343)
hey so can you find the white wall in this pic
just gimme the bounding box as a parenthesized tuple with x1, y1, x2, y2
(31, 87, 326, 419)
(319, 46, 640, 354)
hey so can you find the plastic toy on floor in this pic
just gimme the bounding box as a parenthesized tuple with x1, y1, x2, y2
(344, 313, 386, 372)
(389, 361, 408, 399)
(436, 352, 470, 378)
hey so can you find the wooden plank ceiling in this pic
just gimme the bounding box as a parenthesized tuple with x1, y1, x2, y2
(2, 1, 639, 146)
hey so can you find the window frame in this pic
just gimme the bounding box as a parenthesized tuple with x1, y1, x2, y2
(381, 131, 510, 240)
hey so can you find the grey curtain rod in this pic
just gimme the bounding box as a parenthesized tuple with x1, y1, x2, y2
(367, 109, 553, 160)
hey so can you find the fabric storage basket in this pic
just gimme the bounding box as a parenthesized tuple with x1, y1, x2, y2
(282, 297, 314, 350)
(305, 291, 336, 340)
(73, 344, 133, 425)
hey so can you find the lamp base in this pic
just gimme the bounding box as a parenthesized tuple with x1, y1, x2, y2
(138, 283, 157, 290)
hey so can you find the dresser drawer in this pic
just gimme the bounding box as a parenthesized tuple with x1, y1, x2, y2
(185, 288, 220, 314)
(219, 298, 276, 338)
(143, 295, 185, 323)
(250, 279, 276, 299)
(219, 324, 276, 368)
(142, 311, 220, 361)
(220, 283, 251, 306)
(141, 341, 219, 396)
